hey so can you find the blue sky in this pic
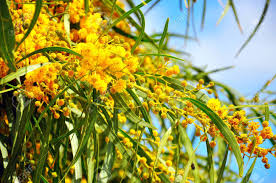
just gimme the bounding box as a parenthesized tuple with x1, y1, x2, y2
(136, 0, 276, 96)
(130, 0, 276, 182)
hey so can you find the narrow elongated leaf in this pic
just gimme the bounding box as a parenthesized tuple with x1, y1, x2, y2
(1, 102, 35, 182)
(135, 72, 210, 103)
(40, 175, 50, 183)
(179, 127, 200, 183)
(201, 0, 207, 30)
(59, 108, 97, 183)
(85, 0, 89, 14)
(0, 141, 8, 168)
(108, 0, 152, 30)
(241, 157, 257, 183)
(216, 146, 229, 183)
(113, 26, 157, 42)
(217, 0, 230, 25)
(112, 93, 156, 129)
(34, 117, 51, 183)
(183, 97, 244, 176)
(159, 18, 169, 54)
(138, 53, 187, 62)
(64, 8, 71, 46)
(131, 9, 145, 54)
(65, 121, 82, 181)
(206, 139, 215, 183)
(265, 104, 269, 121)
(145, 0, 161, 14)
(101, 0, 158, 49)
(99, 143, 115, 183)
(0, 0, 16, 71)
(93, 133, 100, 183)
(87, 134, 94, 183)
(236, 0, 270, 56)
(153, 126, 173, 169)
(126, 0, 142, 23)
(229, 0, 243, 33)
(215, 81, 239, 105)
(16, 0, 43, 50)
(0, 62, 50, 85)
(0, 87, 15, 94)
(118, 129, 171, 183)
(97, 111, 170, 182)
(126, 89, 155, 138)
(17, 46, 82, 64)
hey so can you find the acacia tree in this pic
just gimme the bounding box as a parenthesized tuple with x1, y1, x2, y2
(0, 0, 275, 183)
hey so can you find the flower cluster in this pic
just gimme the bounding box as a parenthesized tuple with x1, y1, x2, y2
(0, 0, 275, 183)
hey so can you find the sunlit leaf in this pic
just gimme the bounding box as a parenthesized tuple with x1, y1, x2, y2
(0, 0, 16, 71)
(241, 157, 257, 183)
(216, 146, 229, 183)
(17, 46, 82, 64)
(236, 0, 270, 56)
(0, 62, 51, 85)
(183, 97, 244, 176)
(15, 0, 42, 50)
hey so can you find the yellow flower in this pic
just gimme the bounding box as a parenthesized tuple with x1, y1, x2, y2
(207, 98, 221, 111)
(111, 79, 126, 94)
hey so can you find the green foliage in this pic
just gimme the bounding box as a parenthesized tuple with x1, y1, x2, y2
(0, 1, 275, 183)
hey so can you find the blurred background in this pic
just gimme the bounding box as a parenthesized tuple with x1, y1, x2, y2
(129, 0, 276, 182)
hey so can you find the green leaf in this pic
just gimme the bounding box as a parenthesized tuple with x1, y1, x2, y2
(108, 0, 153, 31)
(179, 127, 200, 183)
(112, 93, 156, 129)
(87, 133, 94, 183)
(265, 103, 269, 121)
(99, 143, 115, 183)
(1, 102, 35, 182)
(0, 140, 8, 168)
(85, 0, 89, 14)
(153, 126, 173, 169)
(15, 0, 43, 50)
(65, 121, 82, 181)
(59, 108, 98, 183)
(136, 72, 210, 103)
(201, 0, 207, 30)
(159, 18, 169, 54)
(0, 62, 51, 85)
(229, 0, 243, 33)
(145, 0, 161, 14)
(0, 0, 16, 71)
(0, 87, 15, 94)
(183, 97, 244, 176)
(126, 88, 155, 137)
(236, 0, 270, 57)
(215, 81, 240, 105)
(118, 129, 171, 183)
(241, 157, 257, 183)
(216, 0, 230, 26)
(101, 0, 158, 49)
(206, 139, 215, 183)
(131, 9, 145, 54)
(138, 53, 187, 62)
(126, 0, 142, 23)
(216, 146, 229, 183)
(17, 46, 82, 64)
(34, 117, 52, 183)
(40, 175, 50, 183)
(113, 26, 157, 42)
(63, 7, 71, 47)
